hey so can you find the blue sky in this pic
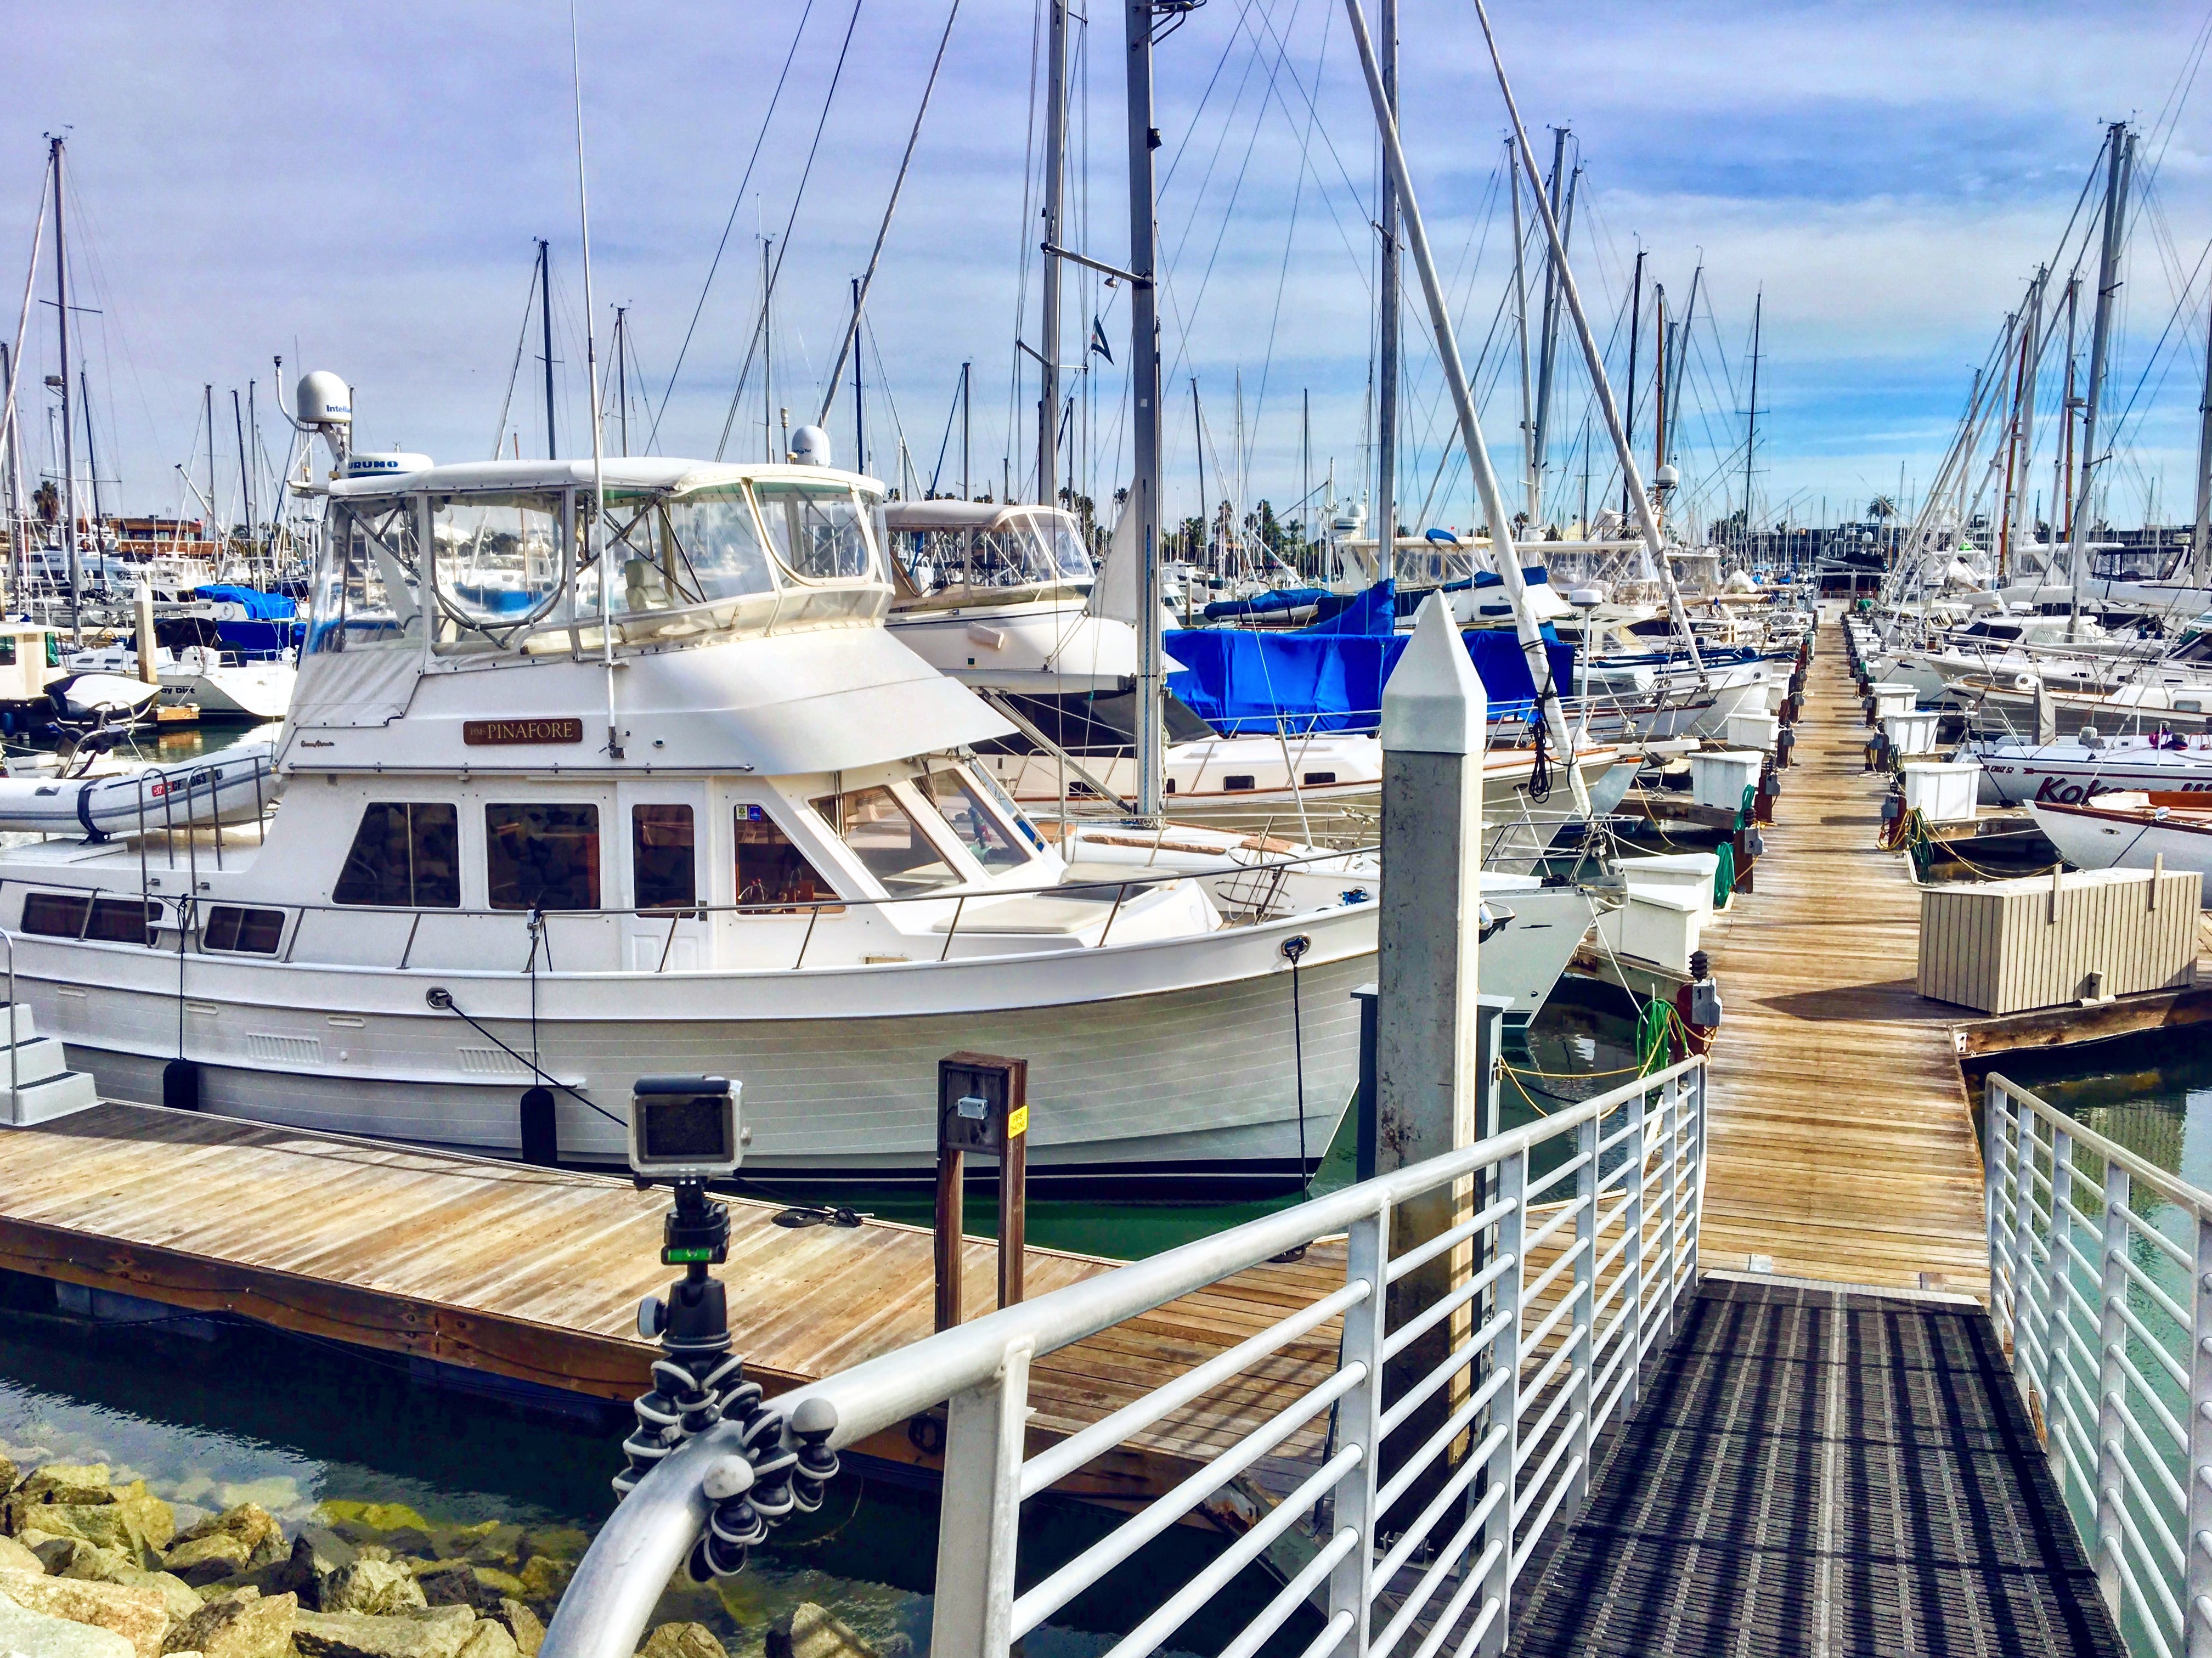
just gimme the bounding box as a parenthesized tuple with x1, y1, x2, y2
(4, 1, 2210, 537)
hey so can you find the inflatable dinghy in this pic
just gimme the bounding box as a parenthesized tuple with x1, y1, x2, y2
(0, 742, 276, 838)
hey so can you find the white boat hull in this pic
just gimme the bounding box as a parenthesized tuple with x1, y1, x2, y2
(20, 903, 1376, 1189)
(2029, 801, 2212, 906)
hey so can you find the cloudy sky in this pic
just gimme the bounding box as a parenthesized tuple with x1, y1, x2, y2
(4, 1, 2210, 538)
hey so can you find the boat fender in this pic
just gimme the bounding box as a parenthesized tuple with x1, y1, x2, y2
(520, 1086, 558, 1166)
(162, 1059, 199, 1114)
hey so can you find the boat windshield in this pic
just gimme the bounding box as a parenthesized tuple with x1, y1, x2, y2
(754, 482, 876, 584)
(429, 491, 567, 644)
(891, 511, 1090, 598)
(811, 784, 962, 893)
(589, 488, 778, 621)
(311, 500, 424, 653)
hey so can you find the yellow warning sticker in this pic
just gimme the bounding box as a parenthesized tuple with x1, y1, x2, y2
(1008, 1105, 1029, 1140)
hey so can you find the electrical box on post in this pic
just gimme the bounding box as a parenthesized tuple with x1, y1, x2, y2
(933, 1052, 1030, 1333)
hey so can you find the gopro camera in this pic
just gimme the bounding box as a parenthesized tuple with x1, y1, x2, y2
(629, 1076, 742, 1180)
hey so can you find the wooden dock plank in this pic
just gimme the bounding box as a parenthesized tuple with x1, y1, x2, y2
(1694, 620, 1991, 1296)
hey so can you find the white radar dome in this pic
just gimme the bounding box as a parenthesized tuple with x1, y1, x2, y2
(788, 425, 833, 466)
(296, 370, 352, 427)
(1652, 464, 1680, 492)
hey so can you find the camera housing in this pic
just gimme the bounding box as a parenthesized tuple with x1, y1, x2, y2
(629, 1076, 743, 1180)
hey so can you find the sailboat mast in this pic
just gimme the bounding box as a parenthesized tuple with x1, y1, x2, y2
(1374, 0, 1398, 580)
(2193, 268, 2212, 585)
(2068, 122, 2132, 637)
(1192, 378, 1205, 568)
(2010, 267, 2045, 581)
(1667, 262, 1700, 464)
(1509, 135, 1534, 524)
(1742, 290, 1762, 558)
(763, 239, 775, 463)
(614, 306, 629, 457)
(2056, 278, 2077, 545)
(1300, 387, 1310, 578)
(1039, 0, 1068, 505)
(1529, 127, 1571, 525)
(1652, 287, 1667, 480)
(81, 370, 103, 538)
(1622, 249, 1643, 524)
(537, 239, 557, 459)
(1124, 0, 1165, 822)
(851, 277, 864, 473)
(960, 359, 970, 497)
(52, 136, 78, 643)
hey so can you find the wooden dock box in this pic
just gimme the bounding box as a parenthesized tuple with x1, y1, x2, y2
(1917, 866, 2200, 1014)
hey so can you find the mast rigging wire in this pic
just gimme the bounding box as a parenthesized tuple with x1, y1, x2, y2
(815, 0, 962, 430)
(713, 0, 867, 462)
(650, 1, 817, 452)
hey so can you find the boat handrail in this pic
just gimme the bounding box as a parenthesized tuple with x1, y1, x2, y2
(0, 839, 1384, 973)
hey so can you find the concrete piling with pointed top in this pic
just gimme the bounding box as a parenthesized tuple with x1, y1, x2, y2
(1374, 590, 1488, 1523)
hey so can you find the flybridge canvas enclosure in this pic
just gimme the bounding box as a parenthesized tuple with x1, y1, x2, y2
(882, 500, 1094, 606)
(279, 456, 1012, 770)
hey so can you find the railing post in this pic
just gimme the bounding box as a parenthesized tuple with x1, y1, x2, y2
(1567, 1110, 1599, 1519)
(2044, 1127, 2074, 1481)
(2096, 1154, 2130, 1620)
(2190, 1211, 2212, 1658)
(1984, 1077, 2008, 1336)
(1327, 1200, 1390, 1656)
(2015, 1093, 2038, 1362)
(1657, 1073, 1681, 1352)
(1475, 1147, 1527, 1658)
(928, 1338, 1033, 1658)
(1621, 1082, 1647, 1419)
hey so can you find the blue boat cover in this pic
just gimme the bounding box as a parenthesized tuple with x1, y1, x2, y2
(195, 584, 298, 619)
(1165, 581, 1577, 735)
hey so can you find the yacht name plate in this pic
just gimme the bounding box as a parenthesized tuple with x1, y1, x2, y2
(463, 717, 585, 747)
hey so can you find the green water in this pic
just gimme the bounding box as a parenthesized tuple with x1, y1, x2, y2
(0, 990, 1643, 1656)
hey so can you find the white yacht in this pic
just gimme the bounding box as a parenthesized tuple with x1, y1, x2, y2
(0, 426, 1377, 1188)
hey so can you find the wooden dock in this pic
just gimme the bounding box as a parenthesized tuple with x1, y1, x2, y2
(1692, 619, 1992, 1296)
(0, 1103, 1340, 1512)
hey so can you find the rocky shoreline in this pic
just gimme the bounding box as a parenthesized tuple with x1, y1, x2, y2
(0, 1456, 880, 1658)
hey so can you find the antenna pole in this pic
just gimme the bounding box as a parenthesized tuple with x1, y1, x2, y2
(961, 360, 971, 497)
(614, 306, 629, 457)
(1622, 249, 1643, 525)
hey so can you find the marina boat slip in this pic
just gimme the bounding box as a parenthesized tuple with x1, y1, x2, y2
(0, 411, 1376, 1189)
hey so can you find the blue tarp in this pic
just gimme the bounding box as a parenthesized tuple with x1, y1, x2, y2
(195, 584, 298, 620)
(1165, 582, 1577, 736)
(193, 584, 302, 657)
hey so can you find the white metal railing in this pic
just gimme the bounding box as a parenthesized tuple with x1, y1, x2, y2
(1985, 1073, 2212, 1658)
(543, 1056, 1708, 1658)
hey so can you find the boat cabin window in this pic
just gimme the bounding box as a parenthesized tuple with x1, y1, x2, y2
(632, 805, 697, 912)
(313, 501, 424, 653)
(429, 491, 568, 647)
(21, 893, 90, 938)
(24, 894, 162, 945)
(486, 804, 601, 911)
(810, 785, 961, 893)
(920, 769, 1031, 872)
(202, 905, 285, 955)
(734, 804, 838, 911)
(334, 803, 461, 907)
(755, 483, 874, 583)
